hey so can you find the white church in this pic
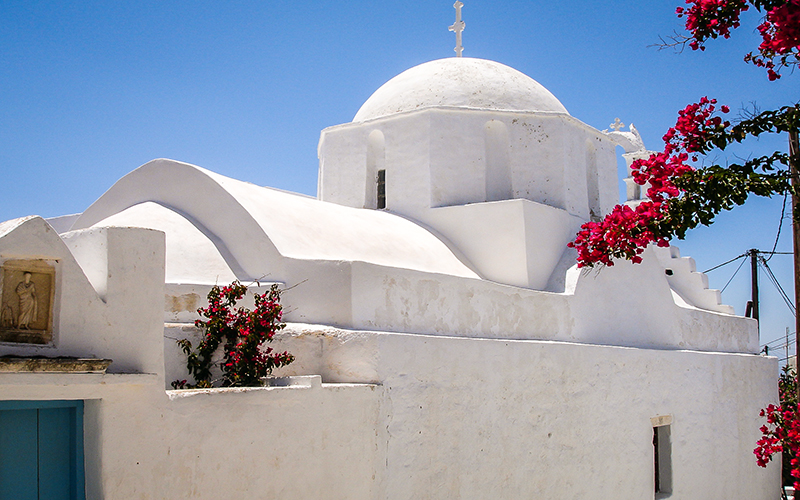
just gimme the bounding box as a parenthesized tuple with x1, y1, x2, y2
(0, 16, 779, 500)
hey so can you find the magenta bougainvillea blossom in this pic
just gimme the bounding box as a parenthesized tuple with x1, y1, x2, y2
(568, 98, 730, 268)
(755, 368, 799, 488)
(174, 281, 294, 388)
(677, 0, 800, 79)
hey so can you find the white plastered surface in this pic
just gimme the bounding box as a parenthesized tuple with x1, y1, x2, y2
(354, 57, 569, 122)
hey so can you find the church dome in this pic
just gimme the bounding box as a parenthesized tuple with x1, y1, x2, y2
(353, 57, 569, 122)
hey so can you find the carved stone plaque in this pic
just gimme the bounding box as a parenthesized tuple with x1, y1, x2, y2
(0, 260, 56, 344)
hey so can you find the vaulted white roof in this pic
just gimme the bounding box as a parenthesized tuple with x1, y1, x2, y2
(71, 159, 479, 284)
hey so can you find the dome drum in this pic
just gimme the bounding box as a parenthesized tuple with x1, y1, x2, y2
(319, 106, 618, 221)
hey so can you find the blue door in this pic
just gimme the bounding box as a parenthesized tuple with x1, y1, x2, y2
(0, 401, 85, 500)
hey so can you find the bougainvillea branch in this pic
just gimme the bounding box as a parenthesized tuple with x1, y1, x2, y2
(755, 367, 800, 488)
(746, 0, 800, 79)
(173, 281, 294, 388)
(569, 101, 799, 268)
(676, 0, 751, 50)
(677, 0, 800, 79)
(577, 0, 800, 269)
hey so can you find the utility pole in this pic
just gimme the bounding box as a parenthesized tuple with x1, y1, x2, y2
(750, 249, 760, 330)
(790, 129, 799, 401)
(787, 326, 791, 368)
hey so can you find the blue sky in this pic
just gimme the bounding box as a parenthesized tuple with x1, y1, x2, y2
(1, 1, 797, 352)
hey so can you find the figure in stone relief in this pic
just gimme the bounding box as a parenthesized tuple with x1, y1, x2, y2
(1, 305, 14, 328)
(15, 272, 37, 329)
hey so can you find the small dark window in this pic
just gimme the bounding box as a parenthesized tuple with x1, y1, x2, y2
(377, 169, 386, 209)
(653, 424, 672, 497)
(665, 269, 674, 276)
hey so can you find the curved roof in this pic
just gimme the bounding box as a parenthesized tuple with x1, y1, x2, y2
(94, 202, 238, 285)
(72, 159, 479, 284)
(353, 57, 569, 122)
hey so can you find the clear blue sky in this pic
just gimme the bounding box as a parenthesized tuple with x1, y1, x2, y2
(1, 1, 796, 352)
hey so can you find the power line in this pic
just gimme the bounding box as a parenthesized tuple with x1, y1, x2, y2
(703, 251, 791, 275)
(703, 253, 746, 274)
(760, 256, 797, 316)
(766, 192, 789, 262)
(760, 258, 794, 313)
(720, 256, 748, 293)
(763, 333, 796, 347)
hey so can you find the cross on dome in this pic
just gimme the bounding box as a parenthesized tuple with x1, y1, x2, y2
(449, 1, 465, 57)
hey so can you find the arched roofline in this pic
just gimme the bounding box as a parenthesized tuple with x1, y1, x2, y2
(71, 159, 284, 281)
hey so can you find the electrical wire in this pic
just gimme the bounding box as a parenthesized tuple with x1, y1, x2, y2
(760, 335, 796, 363)
(763, 334, 796, 348)
(759, 256, 797, 315)
(703, 253, 747, 274)
(766, 193, 789, 262)
(720, 255, 748, 293)
(760, 258, 794, 313)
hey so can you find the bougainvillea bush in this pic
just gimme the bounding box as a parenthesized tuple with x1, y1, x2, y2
(173, 281, 294, 388)
(755, 366, 798, 488)
(677, 0, 800, 80)
(569, 99, 798, 268)
(570, 0, 799, 269)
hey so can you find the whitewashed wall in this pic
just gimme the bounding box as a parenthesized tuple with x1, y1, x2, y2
(346, 256, 756, 354)
(420, 198, 586, 289)
(266, 324, 781, 500)
(0, 375, 383, 499)
(163, 251, 755, 354)
(0, 217, 164, 375)
(0, 219, 383, 499)
(0, 217, 780, 500)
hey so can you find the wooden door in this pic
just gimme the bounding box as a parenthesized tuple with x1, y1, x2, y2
(0, 401, 84, 500)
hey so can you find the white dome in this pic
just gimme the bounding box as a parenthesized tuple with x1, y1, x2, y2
(353, 57, 569, 122)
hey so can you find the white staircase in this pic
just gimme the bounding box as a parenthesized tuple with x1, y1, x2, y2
(653, 245, 735, 315)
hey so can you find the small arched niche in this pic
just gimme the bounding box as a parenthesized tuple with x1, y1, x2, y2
(365, 130, 386, 209)
(484, 120, 512, 202)
(585, 139, 601, 220)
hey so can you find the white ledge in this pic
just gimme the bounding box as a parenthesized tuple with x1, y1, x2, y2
(166, 376, 377, 400)
(0, 372, 159, 386)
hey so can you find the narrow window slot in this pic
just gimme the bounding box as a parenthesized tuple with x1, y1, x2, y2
(377, 169, 386, 209)
(653, 423, 672, 497)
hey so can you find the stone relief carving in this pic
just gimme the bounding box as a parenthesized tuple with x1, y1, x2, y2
(16, 272, 37, 329)
(0, 260, 55, 344)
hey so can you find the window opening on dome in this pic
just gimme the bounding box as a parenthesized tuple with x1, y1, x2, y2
(585, 141, 600, 220)
(366, 130, 385, 209)
(377, 170, 386, 209)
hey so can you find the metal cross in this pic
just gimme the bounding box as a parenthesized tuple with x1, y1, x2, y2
(449, 1, 465, 57)
(609, 118, 625, 131)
